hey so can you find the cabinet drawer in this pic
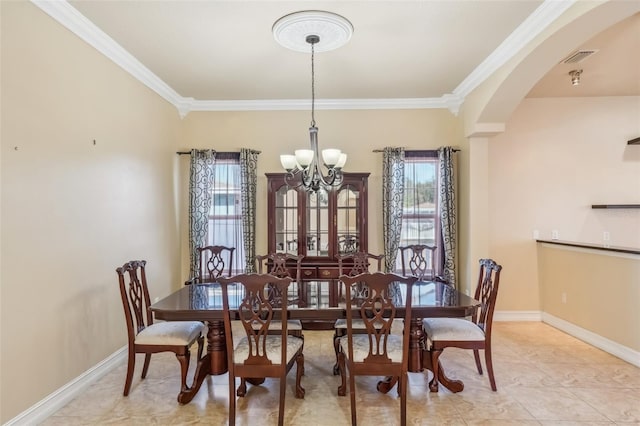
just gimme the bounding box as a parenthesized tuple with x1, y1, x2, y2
(317, 267, 340, 279)
(300, 268, 317, 279)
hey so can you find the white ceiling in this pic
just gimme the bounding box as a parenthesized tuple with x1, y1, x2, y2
(41, 1, 640, 113)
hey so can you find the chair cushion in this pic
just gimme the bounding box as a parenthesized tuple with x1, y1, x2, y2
(422, 318, 485, 343)
(234, 335, 304, 364)
(334, 319, 366, 329)
(135, 321, 206, 346)
(339, 334, 404, 363)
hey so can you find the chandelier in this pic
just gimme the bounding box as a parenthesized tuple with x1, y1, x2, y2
(273, 11, 353, 192)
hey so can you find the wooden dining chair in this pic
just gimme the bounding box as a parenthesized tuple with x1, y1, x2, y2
(255, 252, 305, 337)
(399, 244, 446, 282)
(217, 274, 305, 426)
(336, 272, 418, 426)
(332, 251, 384, 375)
(116, 260, 205, 399)
(187, 245, 235, 284)
(423, 258, 503, 392)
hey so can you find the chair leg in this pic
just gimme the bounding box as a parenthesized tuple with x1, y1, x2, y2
(429, 349, 443, 392)
(228, 372, 236, 426)
(473, 349, 483, 374)
(400, 372, 407, 426)
(349, 360, 357, 426)
(141, 353, 152, 379)
(337, 350, 347, 396)
(237, 378, 247, 397)
(485, 345, 497, 391)
(197, 335, 205, 361)
(299, 335, 305, 376)
(123, 347, 136, 396)
(332, 329, 343, 375)
(295, 353, 306, 398)
(278, 371, 286, 426)
(175, 350, 191, 393)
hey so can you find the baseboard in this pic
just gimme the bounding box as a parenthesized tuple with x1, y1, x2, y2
(4, 346, 127, 426)
(542, 312, 640, 368)
(494, 310, 542, 322)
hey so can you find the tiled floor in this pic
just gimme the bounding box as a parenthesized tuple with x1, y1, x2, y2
(41, 322, 640, 425)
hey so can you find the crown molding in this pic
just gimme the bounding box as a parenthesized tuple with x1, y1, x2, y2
(453, 0, 576, 99)
(189, 95, 463, 115)
(32, 0, 571, 118)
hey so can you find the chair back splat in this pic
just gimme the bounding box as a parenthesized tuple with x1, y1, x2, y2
(336, 272, 417, 426)
(331, 252, 385, 375)
(192, 245, 235, 283)
(218, 274, 305, 426)
(255, 252, 305, 309)
(399, 244, 438, 281)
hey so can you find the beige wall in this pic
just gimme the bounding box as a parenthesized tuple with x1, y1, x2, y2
(487, 96, 640, 313)
(538, 244, 640, 351)
(177, 109, 465, 281)
(1, 2, 182, 422)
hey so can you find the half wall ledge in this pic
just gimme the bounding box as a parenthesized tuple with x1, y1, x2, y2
(536, 239, 640, 256)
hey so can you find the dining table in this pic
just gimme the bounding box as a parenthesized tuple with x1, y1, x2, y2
(150, 279, 480, 404)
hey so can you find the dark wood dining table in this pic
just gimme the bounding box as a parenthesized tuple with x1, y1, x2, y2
(151, 279, 480, 404)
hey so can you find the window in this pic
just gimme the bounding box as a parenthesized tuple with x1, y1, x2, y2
(395, 151, 442, 274)
(206, 154, 245, 273)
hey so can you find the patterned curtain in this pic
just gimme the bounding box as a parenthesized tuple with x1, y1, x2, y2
(189, 149, 216, 278)
(382, 147, 405, 272)
(240, 148, 260, 273)
(438, 146, 457, 288)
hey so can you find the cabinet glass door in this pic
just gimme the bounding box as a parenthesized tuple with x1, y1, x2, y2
(275, 186, 298, 254)
(306, 188, 329, 257)
(337, 185, 360, 254)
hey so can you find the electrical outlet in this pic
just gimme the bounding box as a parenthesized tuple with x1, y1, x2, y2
(551, 230, 559, 240)
(603, 231, 610, 241)
(561, 292, 567, 304)
(533, 230, 540, 239)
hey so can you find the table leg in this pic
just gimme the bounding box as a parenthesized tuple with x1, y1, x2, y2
(207, 320, 228, 374)
(177, 320, 227, 404)
(422, 349, 464, 393)
(376, 317, 464, 394)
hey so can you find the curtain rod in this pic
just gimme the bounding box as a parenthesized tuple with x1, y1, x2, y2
(372, 148, 460, 152)
(176, 150, 261, 155)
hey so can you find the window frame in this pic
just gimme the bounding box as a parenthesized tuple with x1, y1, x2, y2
(395, 150, 443, 276)
(206, 152, 245, 274)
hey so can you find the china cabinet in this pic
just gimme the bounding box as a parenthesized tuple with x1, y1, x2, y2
(265, 172, 369, 284)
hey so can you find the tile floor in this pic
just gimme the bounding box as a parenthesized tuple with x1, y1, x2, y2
(41, 322, 640, 425)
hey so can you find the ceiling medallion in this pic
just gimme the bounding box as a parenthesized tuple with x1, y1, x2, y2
(272, 10, 354, 53)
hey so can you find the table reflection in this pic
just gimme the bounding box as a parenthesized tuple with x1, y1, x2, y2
(187, 280, 458, 311)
